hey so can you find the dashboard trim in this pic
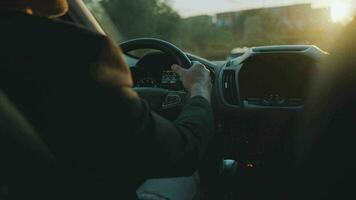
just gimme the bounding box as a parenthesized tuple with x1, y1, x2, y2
(216, 45, 327, 112)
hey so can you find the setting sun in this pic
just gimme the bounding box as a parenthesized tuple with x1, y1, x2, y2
(330, 0, 353, 23)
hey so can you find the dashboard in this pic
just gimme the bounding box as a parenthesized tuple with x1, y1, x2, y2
(217, 45, 325, 110)
(128, 45, 327, 171)
(130, 52, 184, 90)
(215, 45, 326, 170)
(127, 44, 327, 197)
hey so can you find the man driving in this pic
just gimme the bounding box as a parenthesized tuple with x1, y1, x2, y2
(0, 0, 213, 199)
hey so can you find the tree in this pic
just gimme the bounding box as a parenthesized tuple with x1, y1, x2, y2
(100, 0, 180, 41)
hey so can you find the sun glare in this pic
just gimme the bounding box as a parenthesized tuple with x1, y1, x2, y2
(330, 0, 353, 23)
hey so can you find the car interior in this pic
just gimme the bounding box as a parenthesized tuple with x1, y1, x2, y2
(1, 0, 356, 200)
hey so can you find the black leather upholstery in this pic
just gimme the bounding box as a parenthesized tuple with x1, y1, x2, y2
(0, 90, 55, 199)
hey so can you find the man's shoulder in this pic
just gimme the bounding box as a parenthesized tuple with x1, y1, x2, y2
(33, 14, 106, 43)
(0, 9, 108, 49)
(0, 10, 115, 78)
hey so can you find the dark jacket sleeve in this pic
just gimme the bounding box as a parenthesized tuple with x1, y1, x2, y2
(91, 35, 214, 178)
(135, 96, 214, 177)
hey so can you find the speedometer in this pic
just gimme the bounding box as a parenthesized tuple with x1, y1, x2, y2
(161, 70, 183, 90)
(161, 70, 179, 84)
(137, 77, 157, 87)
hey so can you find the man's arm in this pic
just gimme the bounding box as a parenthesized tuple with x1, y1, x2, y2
(92, 36, 214, 178)
(134, 95, 214, 178)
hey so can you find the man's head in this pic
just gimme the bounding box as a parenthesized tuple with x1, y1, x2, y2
(0, 0, 69, 18)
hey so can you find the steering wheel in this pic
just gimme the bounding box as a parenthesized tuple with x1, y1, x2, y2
(120, 38, 192, 112)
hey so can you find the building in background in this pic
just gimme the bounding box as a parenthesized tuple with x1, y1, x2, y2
(183, 3, 337, 58)
(215, 4, 330, 34)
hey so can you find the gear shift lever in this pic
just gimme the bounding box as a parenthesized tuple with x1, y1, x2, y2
(220, 159, 238, 199)
(220, 159, 238, 176)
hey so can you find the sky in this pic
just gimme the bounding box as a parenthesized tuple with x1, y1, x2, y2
(169, 0, 346, 17)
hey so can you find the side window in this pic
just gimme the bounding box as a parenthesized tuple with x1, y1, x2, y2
(83, 0, 122, 44)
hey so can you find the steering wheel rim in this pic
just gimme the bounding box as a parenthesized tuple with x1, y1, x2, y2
(120, 38, 191, 116)
(120, 38, 192, 69)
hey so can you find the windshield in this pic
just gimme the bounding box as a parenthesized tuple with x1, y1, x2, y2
(83, 0, 355, 60)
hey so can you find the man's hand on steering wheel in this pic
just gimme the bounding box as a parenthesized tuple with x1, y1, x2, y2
(120, 38, 213, 112)
(172, 61, 212, 103)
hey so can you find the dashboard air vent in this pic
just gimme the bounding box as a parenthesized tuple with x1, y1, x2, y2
(222, 70, 239, 105)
